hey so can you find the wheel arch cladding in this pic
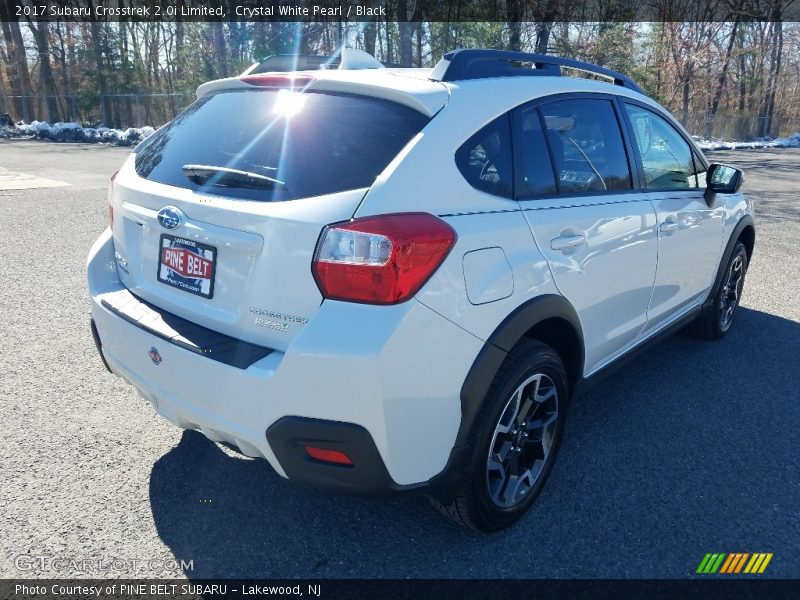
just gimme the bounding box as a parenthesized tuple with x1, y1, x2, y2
(738, 222, 755, 261)
(440, 296, 581, 461)
(704, 215, 755, 311)
(428, 294, 583, 500)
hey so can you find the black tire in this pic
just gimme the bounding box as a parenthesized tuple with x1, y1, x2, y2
(689, 241, 748, 340)
(430, 339, 569, 532)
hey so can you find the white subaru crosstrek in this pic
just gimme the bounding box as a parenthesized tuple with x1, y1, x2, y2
(88, 48, 754, 531)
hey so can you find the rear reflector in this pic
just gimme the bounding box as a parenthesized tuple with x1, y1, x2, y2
(312, 213, 456, 305)
(304, 446, 353, 466)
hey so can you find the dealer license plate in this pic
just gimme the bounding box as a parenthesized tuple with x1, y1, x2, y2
(157, 234, 217, 298)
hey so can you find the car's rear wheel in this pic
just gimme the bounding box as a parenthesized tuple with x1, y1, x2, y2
(690, 240, 748, 340)
(431, 340, 568, 532)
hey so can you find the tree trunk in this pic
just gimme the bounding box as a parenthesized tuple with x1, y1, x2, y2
(29, 21, 61, 122)
(119, 22, 134, 127)
(252, 22, 268, 61)
(506, 0, 522, 51)
(681, 62, 693, 126)
(750, 22, 766, 114)
(385, 17, 394, 64)
(415, 22, 423, 67)
(396, 0, 414, 66)
(705, 20, 739, 138)
(535, 22, 553, 54)
(175, 2, 186, 84)
(89, 21, 112, 126)
(212, 22, 228, 78)
(0, 10, 34, 122)
(761, 19, 782, 137)
(363, 20, 377, 56)
(534, 0, 557, 55)
(54, 22, 77, 120)
(737, 25, 746, 112)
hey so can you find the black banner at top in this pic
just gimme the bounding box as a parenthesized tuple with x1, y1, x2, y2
(4, 0, 800, 22)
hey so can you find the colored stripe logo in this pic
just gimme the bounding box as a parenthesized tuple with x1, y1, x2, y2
(697, 552, 772, 574)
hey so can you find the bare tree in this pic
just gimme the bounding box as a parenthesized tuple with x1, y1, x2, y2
(26, 19, 61, 122)
(0, 3, 33, 121)
(396, 0, 423, 66)
(706, 19, 741, 136)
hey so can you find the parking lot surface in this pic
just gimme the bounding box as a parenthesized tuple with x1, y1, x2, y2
(0, 140, 798, 578)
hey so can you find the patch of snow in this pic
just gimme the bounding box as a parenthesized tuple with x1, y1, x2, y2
(3, 116, 799, 153)
(694, 132, 800, 151)
(1, 119, 155, 147)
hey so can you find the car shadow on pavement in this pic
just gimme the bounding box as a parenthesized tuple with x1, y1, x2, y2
(148, 307, 800, 579)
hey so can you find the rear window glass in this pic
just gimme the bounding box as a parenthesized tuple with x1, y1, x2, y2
(135, 89, 429, 201)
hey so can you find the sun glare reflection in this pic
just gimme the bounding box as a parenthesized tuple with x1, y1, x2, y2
(273, 89, 307, 117)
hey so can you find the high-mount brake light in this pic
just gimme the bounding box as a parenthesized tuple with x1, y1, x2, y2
(239, 74, 315, 88)
(312, 213, 456, 305)
(107, 170, 118, 228)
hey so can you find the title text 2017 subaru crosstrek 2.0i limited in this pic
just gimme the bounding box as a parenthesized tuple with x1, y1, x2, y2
(88, 48, 754, 531)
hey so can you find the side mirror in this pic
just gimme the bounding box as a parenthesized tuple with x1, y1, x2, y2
(709, 163, 745, 193)
(705, 163, 744, 202)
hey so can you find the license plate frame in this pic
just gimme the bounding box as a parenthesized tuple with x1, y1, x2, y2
(157, 234, 217, 299)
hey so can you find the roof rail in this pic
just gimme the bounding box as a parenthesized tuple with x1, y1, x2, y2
(431, 49, 645, 94)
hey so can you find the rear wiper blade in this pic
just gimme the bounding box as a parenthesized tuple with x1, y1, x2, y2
(182, 164, 286, 189)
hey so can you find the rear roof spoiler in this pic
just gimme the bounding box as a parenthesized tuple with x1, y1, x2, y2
(242, 49, 402, 76)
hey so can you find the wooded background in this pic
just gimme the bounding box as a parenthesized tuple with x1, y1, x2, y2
(1, 2, 798, 140)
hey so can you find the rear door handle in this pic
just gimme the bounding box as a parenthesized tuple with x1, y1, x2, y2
(659, 218, 678, 233)
(550, 234, 586, 252)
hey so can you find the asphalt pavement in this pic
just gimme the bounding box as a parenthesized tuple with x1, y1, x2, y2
(0, 139, 798, 579)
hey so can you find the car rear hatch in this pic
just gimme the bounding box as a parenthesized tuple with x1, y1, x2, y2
(109, 76, 447, 352)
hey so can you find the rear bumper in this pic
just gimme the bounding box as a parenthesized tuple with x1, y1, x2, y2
(266, 417, 423, 494)
(87, 229, 483, 492)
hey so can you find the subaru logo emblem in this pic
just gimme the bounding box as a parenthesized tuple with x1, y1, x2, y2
(157, 206, 184, 230)
(148, 347, 162, 365)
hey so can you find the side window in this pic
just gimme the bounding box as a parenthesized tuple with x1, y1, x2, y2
(624, 103, 698, 189)
(455, 115, 513, 198)
(693, 152, 707, 188)
(512, 105, 557, 198)
(540, 98, 632, 193)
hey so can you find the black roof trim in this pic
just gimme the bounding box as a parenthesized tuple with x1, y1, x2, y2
(433, 49, 645, 94)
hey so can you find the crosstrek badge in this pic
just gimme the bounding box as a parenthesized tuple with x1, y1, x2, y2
(157, 234, 217, 298)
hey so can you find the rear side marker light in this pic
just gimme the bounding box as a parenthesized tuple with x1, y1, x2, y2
(304, 446, 353, 466)
(312, 213, 456, 305)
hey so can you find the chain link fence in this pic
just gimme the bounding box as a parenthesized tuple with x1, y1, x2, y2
(0, 93, 196, 129)
(678, 111, 800, 142)
(3, 92, 800, 142)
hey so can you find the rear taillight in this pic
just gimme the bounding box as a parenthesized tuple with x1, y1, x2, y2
(312, 213, 456, 305)
(107, 170, 118, 228)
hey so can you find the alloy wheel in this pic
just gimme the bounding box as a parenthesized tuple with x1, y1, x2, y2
(486, 373, 559, 509)
(719, 253, 745, 330)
